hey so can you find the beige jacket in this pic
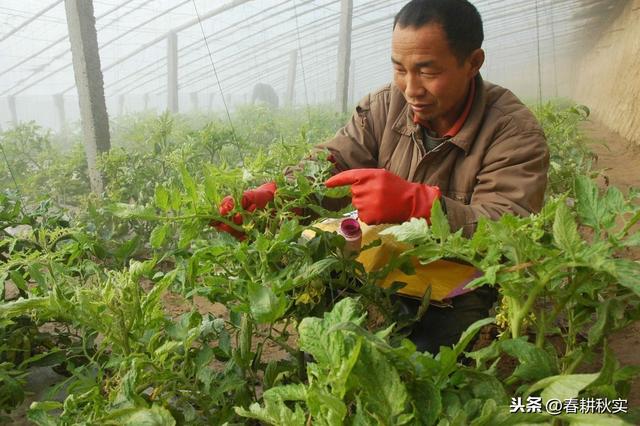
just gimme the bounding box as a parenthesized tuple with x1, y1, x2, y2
(316, 75, 550, 237)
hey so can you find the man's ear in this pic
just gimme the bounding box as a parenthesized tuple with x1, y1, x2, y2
(467, 48, 485, 77)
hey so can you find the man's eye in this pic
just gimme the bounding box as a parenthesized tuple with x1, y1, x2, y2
(394, 68, 406, 75)
(420, 71, 440, 77)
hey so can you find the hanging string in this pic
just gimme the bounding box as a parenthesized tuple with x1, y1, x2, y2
(190, 0, 242, 162)
(292, 0, 312, 125)
(548, 0, 559, 98)
(534, 0, 543, 106)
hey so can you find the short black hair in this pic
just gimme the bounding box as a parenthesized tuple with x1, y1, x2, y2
(393, 0, 484, 63)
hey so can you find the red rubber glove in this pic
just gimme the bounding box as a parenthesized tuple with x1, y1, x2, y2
(325, 169, 441, 225)
(213, 181, 277, 238)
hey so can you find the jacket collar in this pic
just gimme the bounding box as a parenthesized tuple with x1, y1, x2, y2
(391, 74, 487, 154)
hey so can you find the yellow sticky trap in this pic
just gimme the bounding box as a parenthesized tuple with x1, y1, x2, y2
(302, 219, 482, 302)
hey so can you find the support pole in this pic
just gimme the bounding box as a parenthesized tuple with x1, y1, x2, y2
(190, 92, 199, 111)
(8, 96, 18, 126)
(208, 93, 214, 111)
(286, 50, 297, 106)
(64, 0, 110, 195)
(143, 93, 150, 110)
(167, 31, 179, 113)
(335, 0, 353, 114)
(53, 94, 66, 131)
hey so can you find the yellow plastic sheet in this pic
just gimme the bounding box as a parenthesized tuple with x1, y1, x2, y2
(303, 218, 482, 301)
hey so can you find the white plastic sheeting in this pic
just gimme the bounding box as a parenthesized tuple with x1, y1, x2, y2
(0, 0, 627, 130)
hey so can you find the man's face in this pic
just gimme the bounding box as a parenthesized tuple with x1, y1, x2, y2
(391, 23, 483, 132)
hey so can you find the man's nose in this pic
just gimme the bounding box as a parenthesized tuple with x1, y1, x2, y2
(405, 73, 425, 99)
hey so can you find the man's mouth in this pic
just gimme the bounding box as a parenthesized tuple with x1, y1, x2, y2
(410, 104, 431, 113)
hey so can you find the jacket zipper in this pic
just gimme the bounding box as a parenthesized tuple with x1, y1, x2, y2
(411, 130, 449, 158)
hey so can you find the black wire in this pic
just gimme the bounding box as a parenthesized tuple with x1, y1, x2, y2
(190, 0, 242, 164)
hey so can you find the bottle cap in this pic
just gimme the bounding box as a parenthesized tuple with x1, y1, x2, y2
(339, 218, 361, 241)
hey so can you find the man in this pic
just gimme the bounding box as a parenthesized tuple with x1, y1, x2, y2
(217, 0, 549, 353)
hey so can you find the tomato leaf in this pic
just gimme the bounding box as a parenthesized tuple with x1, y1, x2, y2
(611, 258, 640, 297)
(381, 217, 430, 245)
(248, 281, 287, 324)
(430, 198, 450, 240)
(553, 202, 581, 256)
(527, 373, 599, 403)
(500, 338, 558, 382)
(575, 175, 605, 231)
(154, 185, 170, 212)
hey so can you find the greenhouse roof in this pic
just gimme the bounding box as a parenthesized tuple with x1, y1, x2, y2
(0, 0, 626, 129)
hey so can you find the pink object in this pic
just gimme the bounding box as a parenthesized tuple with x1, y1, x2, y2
(444, 268, 485, 300)
(339, 218, 362, 256)
(339, 218, 361, 239)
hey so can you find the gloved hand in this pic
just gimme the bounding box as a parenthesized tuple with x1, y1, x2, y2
(325, 169, 441, 225)
(213, 181, 277, 238)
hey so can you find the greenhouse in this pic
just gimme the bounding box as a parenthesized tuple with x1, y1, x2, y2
(1, 0, 639, 424)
